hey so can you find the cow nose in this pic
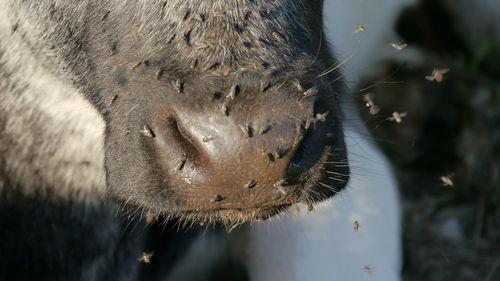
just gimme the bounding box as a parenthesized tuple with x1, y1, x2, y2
(147, 83, 326, 209)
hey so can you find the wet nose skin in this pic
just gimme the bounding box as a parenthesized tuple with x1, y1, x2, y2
(149, 83, 319, 211)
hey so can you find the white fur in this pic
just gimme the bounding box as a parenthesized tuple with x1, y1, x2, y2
(0, 3, 106, 200)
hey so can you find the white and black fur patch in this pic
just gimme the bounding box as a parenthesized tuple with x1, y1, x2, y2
(0, 1, 405, 280)
(0, 2, 106, 200)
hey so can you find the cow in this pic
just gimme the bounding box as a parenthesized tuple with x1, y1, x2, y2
(0, 1, 401, 280)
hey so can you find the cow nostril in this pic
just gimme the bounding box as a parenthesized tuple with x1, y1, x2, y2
(167, 118, 187, 143)
(286, 109, 332, 182)
(286, 162, 304, 181)
(160, 117, 202, 168)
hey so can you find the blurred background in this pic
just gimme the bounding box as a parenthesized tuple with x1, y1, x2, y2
(325, 0, 500, 280)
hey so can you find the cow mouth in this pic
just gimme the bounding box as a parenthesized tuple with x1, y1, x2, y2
(160, 145, 347, 224)
(176, 204, 291, 223)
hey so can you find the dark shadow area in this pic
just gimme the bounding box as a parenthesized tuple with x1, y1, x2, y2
(356, 1, 500, 280)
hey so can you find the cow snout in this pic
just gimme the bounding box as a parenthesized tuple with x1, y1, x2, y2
(142, 77, 333, 213)
(98, 1, 350, 222)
